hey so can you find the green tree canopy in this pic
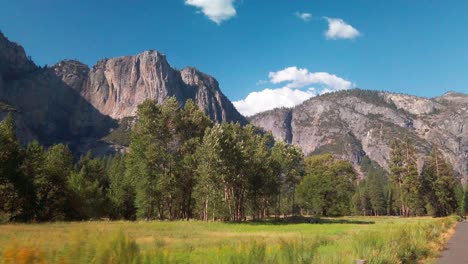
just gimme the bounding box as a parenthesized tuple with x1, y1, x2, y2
(296, 154, 356, 216)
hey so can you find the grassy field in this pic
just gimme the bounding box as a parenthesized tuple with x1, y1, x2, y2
(0, 216, 456, 264)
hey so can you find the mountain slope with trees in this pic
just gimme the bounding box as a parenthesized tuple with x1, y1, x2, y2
(250, 89, 468, 181)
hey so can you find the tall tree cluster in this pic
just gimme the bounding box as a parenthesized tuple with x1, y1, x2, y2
(351, 158, 389, 216)
(0, 98, 463, 222)
(388, 137, 423, 217)
(0, 99, 305, 222)
(0, 114, 76, 221)
(351, 138, 461, 218)
(421, 147, 459, 217)
(125, 98, 306, 221)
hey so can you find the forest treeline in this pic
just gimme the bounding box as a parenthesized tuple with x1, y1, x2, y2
(0, 98, 466, 222)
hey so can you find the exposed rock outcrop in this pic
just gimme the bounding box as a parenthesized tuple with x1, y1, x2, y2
(52, 51, 246, 124)
(250, 90, 468, 179)
(0, 31, 245, 154)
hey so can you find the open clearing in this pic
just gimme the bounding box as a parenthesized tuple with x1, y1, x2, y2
(0, 217, 455, 264)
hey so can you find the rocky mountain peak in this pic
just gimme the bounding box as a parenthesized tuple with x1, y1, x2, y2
(53, 60, 89, 91)
(180, 67, 218, 91)
(82, 50, 191, 119)
(437, 91, 468, 104)
(380, 92, 441, 115)
(54, 59, 89, 72)
(0, 33, 246, 156)
(0, 31, 36, 80)
(79, 50, 246, 124)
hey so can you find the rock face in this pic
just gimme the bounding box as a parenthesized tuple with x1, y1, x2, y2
(0, 32, 35, 79)
(53, 50, 245, 124)
(250, 90, 468, 179)
(0, 33, 115, 149)
(381, 93, 440, 115)
(0, 31, 245, 154)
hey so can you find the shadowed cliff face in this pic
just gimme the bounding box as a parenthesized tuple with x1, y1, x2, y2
(0, 32, 35, 80)
(250, 90, 468, 179)
(0, 32, 116, 148)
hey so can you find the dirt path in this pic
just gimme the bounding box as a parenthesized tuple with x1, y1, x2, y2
(438, 222, 468, 263)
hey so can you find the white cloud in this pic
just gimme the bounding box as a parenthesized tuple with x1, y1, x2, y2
(295, 12, 312, 21)
(233, 87, 316, 117)
(185, 0, 236, 24)
(256, 79, 268, 86)
(269, 66, 352, 90)
(324, 17, 360, 39)
(233, 67, 354, 116)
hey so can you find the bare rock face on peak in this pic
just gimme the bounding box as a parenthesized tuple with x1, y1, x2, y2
(250, 90, 468, 180)
(0, 31, 245, 155)
(52, 50, 246, 124)
(179, 66, 245, 124)
(82, 50, 179, 119)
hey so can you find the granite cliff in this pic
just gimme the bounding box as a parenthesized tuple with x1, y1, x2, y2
(53, 51, 245, 124)
(0, 31, 245, 154)
(250, 90, 468, 180)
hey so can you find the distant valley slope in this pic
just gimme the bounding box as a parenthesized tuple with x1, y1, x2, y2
(250, 90, 467, 179)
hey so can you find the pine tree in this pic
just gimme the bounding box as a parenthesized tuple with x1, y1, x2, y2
(389, 139, 405, 215)
(108, 155, 136, 220)
(35, 144, 74, 221)
(352, 183, 369, 216)
(422, 146, 458, 217)
(401, 137, 424, 216)
(22, 140, 46, 220)
(0, 114, 31, 221)
(389, 137, 423, 216)
(68, 152, 109, 219)
(366, 171, 386, 216)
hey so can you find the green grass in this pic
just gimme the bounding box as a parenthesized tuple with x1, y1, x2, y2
(0, 216, 455, 264)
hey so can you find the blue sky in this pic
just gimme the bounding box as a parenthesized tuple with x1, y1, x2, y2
(1, 0, 467, 115)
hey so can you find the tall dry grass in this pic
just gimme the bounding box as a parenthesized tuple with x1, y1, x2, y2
(0, 217, 456, 264)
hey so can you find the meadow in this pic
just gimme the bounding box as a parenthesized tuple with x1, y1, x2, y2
(0, 216, 456, 264)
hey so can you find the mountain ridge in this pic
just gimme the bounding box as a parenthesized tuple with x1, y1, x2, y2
(0, 31, 466, 179)
(250, 89, 467, 179)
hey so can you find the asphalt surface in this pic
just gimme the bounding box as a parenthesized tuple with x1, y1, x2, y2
(438, 222, 468, 264)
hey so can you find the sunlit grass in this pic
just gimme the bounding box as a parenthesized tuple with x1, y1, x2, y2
(0, 216, 455, 263)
